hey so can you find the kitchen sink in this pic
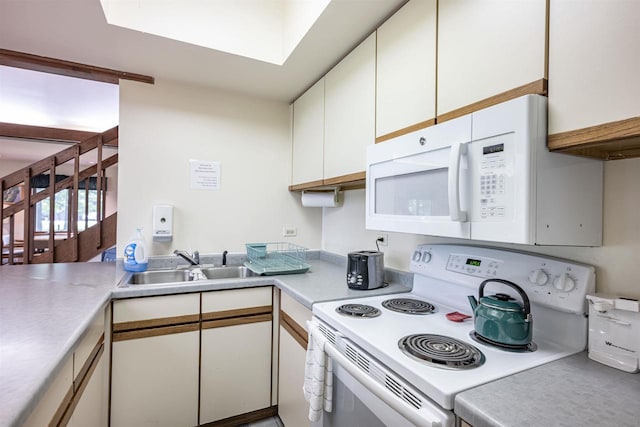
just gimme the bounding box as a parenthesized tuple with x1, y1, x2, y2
(125, 266, 258, 285)
(127, 270, 194, 285)
(201, 266, 258, 280)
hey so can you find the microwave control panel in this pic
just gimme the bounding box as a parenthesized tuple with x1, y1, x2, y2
(478, 142, 507, 219)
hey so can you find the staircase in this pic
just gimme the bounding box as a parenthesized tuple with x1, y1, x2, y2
(1, 127, 118, 265)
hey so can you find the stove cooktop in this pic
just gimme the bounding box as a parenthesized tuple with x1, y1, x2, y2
(313, 291, 577, 410)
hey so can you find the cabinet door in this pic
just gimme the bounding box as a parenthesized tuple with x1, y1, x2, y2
(278, 292, 312, 427)
(437, 0, 546, 118)
(69, 354, 107, 427)
(292, 78, 325, 186)
(548, 0, 640, 134)
(111, 331, 200, 427)
(376, 0, 437, 139)
(278, 325, 310, 427)
(324, 33, 376, 179)
(200, 321, 273, 423)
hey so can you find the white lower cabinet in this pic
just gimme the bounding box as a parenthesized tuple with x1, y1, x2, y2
(110, 330, 200, 427)
(110, 288, 274, 427)
(24, 308, 108, 427)
(278, 325, 310, 427)
(110, 294, 200, 427)
(200, 286, 274, 424)
(69, 355, 107, 427)
(277, 291, 313, 427)
(200, 321, 273, 423)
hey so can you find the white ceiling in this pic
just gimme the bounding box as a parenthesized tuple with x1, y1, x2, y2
(0, 0, 406, 102)
(99, 0, 332, 66)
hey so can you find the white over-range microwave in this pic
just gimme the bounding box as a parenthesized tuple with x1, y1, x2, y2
(366, 94, 603, 246)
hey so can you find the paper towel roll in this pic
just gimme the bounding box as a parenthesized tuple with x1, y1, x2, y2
(301, 191, 340, 208)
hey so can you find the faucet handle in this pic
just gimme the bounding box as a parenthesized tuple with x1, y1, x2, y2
(193, 250, 200, 265)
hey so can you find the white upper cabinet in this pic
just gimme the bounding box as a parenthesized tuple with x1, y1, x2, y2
(324, 33, 376, 179)
(548, 0, 640, 135)
(291, 78, 325, 186)
(437, 0, 546, 118)
(376, 0, 437, 139)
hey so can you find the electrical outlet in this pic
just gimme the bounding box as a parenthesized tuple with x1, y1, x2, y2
(283, 227, 297, 237)
(376, 234, 388, 246)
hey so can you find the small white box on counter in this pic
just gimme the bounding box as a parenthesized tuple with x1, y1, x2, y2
(586, 294, 640, 373)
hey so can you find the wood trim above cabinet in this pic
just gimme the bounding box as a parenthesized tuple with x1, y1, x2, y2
(548, 116, 640, 160)
(280, 310, 308, 349)
(202, 313, 273, 330)
(289, 179, 325, 192)
(375, 119, 436, 143)
(202, 306, 272, 322)
(288, 171, 366, 192)
(437, 78, 548, 123)
(113, 323, 200, 342)
(112, 314, 200, 332)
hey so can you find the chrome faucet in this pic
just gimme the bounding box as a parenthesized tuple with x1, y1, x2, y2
(174, 249, 200, 266)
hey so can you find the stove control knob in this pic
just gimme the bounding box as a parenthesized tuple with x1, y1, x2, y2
(421, 251, 432, 263)
(553, 273, 576, 292)
(528, 269, 549, 286)
(412, 251, 422, 262)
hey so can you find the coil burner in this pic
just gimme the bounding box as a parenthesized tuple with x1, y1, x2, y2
(382, 298, 436, 315)
(398, 334, 485, 370)
(336, 304, 381, 318)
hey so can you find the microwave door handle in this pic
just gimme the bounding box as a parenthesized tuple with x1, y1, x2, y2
(448, 142, 468, 222)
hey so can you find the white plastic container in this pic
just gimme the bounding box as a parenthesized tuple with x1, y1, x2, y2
(123, 228, 148, 272)
(587, 294, 640, 373)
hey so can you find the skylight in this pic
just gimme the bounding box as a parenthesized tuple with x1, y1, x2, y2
(99, 0, 331, 65)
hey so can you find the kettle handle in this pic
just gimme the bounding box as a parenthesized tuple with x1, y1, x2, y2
(479, 279, 531, 317)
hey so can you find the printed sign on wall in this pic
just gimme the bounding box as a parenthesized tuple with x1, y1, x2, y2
(189, 160, 221, 190)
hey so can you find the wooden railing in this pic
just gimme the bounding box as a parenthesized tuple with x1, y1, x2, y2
(1, 127, 118, 265)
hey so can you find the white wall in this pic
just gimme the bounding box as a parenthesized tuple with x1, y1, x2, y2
(323, 157, 640, 298)
(117, 79, 322, 256)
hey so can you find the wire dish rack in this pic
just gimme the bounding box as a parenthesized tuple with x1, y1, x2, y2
(244, 242, 310, 275)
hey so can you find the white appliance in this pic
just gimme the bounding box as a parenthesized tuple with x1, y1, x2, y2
(366, 95, 603, 246)
(586, 294, 640, 373)
(311, 244, 595, 426)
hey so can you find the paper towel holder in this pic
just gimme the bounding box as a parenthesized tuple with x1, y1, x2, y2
(301, 188, 341, 208)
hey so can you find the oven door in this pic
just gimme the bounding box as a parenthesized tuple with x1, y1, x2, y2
(311, 320, 454, 427)
(366, 114, 472, 239)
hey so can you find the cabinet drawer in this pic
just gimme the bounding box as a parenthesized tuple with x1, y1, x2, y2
(113, 293, 200, 324)
(280, 291, 312, 331)
(202, 286, 272, 314)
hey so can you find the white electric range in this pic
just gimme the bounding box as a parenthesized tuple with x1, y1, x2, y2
(310, 244, 595, 426)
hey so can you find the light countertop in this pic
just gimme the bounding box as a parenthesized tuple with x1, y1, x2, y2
(0, 252, 411, 427)
(455, 351, 640, 427)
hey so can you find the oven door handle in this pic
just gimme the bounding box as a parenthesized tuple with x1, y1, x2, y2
(448, 142, 468, 222)
(324, 342, 449, 427)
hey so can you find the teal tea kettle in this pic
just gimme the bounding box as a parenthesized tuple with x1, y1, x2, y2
(468, 279, 533, 347)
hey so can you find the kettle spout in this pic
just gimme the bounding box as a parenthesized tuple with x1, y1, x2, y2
(467, 295, 478, 311)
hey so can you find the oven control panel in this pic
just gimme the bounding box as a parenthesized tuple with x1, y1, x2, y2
(446, 253, 503, 278)
(410, 244, 596, 315)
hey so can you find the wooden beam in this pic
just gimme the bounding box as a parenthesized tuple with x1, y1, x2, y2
(0, 122, 98, 143)
(0, 48, 154, 85)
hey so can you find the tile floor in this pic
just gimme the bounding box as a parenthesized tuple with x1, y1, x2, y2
(241, 415, 285, 427)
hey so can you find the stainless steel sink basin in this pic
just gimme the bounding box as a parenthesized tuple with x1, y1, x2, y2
(201, 266, 258, 280)
(125, 266, 258, 285)
(127, 269, 195, 285)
